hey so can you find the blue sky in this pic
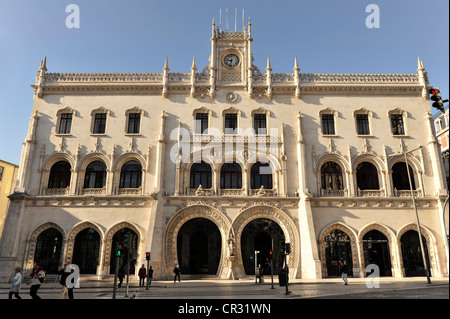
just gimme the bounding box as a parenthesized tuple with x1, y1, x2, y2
(0, 0, 448, 165)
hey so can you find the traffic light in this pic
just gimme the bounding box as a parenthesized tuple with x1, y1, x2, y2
(279, 241, 285, 254)
(285, 243, 291, 255)
(116, 249, 122, 257)
(146, 252, 151, 261)
(429, 88, 445, 112)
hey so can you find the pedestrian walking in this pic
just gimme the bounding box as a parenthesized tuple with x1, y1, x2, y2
(257, 264, 264, 283)
(9, 267, 22, 299)
(118, 265, 125, 288)
(138, 264, 146, 287)
(339, 261, 349, 285)
(58, 263, 75, 299)
(58, 263, 69, 299)
(173, 265, 181, 282)
(148, 266, 154, 286)
(27, 264, 46, 299)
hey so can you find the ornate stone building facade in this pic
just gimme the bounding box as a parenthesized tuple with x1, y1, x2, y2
(0, 19, 448, 281)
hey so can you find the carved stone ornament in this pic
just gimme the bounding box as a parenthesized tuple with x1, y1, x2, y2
(226, 92, 238, 103)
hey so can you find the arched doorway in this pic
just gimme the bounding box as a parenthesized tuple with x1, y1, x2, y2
(72, 228, 100, 274)
(241, 218, 285, 276)
(109, 228, 138, 275)
(34, 228, 63, 274)
(176, 218, 222, 275)
(324, 229, 353, 277)
(401, 230, 431, 277)
(363, 230, 392, 277)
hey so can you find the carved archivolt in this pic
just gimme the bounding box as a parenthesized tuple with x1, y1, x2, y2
(232, 205, 300, 275)
(318, 223, 359, 275)
(65, 221, 104, 264)
(163, 205, 232, 277)
(25, 222, 67, 271)
(396, 223, 440, 276)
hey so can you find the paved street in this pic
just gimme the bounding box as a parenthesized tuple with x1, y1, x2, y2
(0, 276, 448, 300)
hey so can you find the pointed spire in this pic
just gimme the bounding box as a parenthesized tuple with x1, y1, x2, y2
(294, 57, 300, 71)
(417, 57, 425, 70)
(247, 16, 252, 37)
(266, 57, 272, 71)
(163, 56, 170, 71)
(191, 56, 197, 71)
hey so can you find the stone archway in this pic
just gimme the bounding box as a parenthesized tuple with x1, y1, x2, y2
(25, 222, 66, 274)
(164, 205, 232, 279)
(232, 205, 300, 279)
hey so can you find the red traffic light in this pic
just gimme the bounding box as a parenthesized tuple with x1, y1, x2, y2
(146, 252, 151, 260)
(429, 88, 440, 96)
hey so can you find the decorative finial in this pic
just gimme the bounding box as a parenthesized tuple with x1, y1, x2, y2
(191, 56, 197, 71)
(163, 56, 169, 71)
(266, 57, 272, 71)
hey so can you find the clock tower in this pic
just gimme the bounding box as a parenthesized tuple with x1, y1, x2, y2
(209, 17, 253, 96)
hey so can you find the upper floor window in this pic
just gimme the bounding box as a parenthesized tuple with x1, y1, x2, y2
(220, 162, 242, 189)
(195, 113, 209, 134)
(84, 161, 107, 188)
(93, 114, 107, 134)
(392, 162, 416, 190)
(356, 114, 370, 135)
(48, 161, 71, 189)
(119, 160, 142, 189)
(0, 166, 4, 181)
(390, 114, 405, 135)
(250, 162, 272, 189)
(190, 161, 212, 189)
(356, 162, 379, 190)
(58, 114, 73, 134)
(127, 113, 141, 134)
(321, 161, 343, 190)
(90, 107, 109, 135)
(253, 114, 267, 135)
(321, 114, 335, 135)
(225, 114, 238, 134)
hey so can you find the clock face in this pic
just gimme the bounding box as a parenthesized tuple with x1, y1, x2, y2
(224, 54, 240, 68)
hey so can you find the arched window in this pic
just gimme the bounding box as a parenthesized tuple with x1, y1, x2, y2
(250, 162, 273, 189)
(324, 229, 353, 277)
(190, 161, 212, 189)
(220, 163, 242, 189)
(392, 162, 416, 190)
(356, 162, 379, 190)
(48, 161, 71, 189)
(119, 161, 142, 189)
(84, 161, 107, 189)
(320, 161, 343, 190)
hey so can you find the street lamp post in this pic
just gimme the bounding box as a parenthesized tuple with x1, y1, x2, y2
(397, 146, 432, 284)
(254, 250, 260, 284)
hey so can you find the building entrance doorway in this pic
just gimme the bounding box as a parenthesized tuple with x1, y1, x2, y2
(363, 230, 392, 276)
(176, 218, 221, 274)
(241, 218, 285, 276)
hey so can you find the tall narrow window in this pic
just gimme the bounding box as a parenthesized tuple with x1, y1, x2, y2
(58, 113, 73, 134)
(356, 114, 370, 135)
(84, 161, 107, 188)
(119, 161, 142, 188)
(0, 166, 4, 181)
(321, 114, 335, 135)
(93, 113, 107, 134)
(195, 113, 209, 134)
(253, 114, 267, 135)
(225, 114, 238, 134)
(390, 114, 405, 135)
(127, 113, 141, 134)
(48, 161, 71, 189)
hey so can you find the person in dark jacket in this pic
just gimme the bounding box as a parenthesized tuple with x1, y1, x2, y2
(138, 264, 146, 287)
(339, 261, 349, 285)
